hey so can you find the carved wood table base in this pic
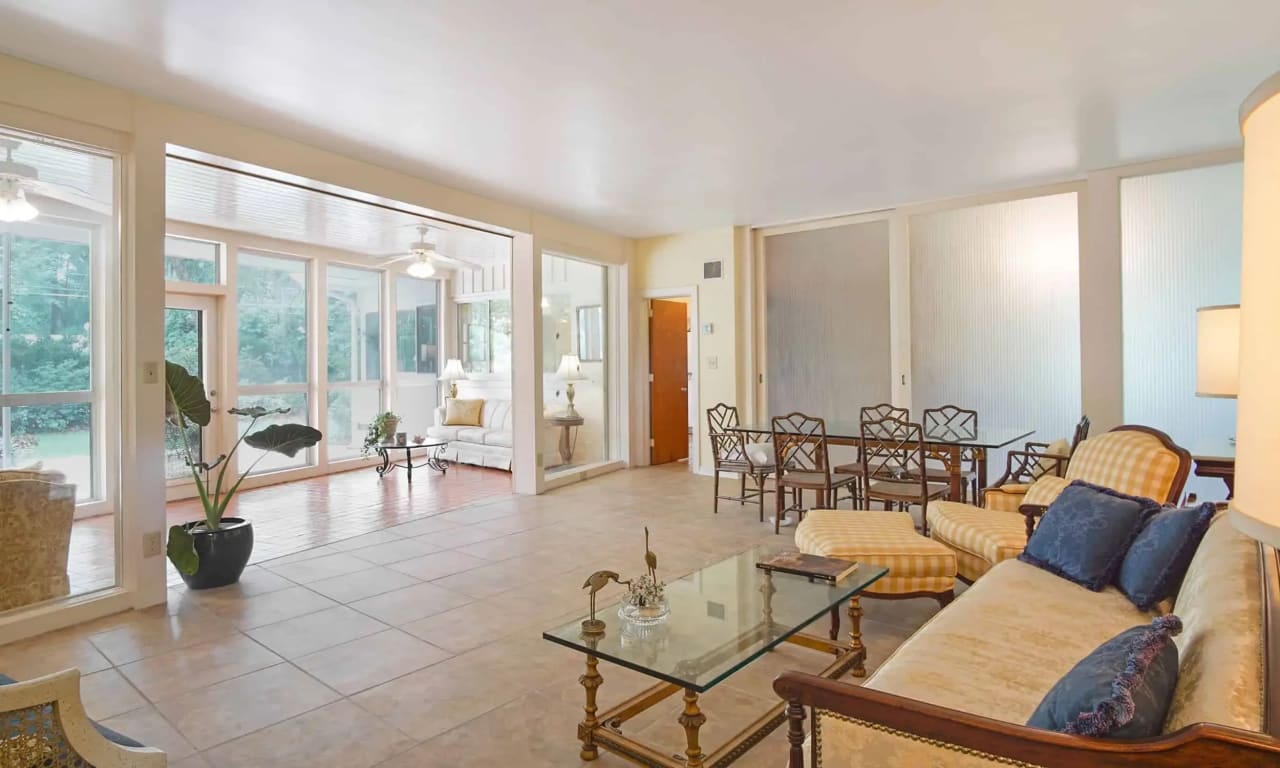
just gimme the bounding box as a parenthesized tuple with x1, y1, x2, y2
(573, 619, 865, 768)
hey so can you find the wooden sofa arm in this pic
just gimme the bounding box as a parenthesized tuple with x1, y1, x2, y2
(773, 672, 1280, 768)
(1020, 503, 1049, 541)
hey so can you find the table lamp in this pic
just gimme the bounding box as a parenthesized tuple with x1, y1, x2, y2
(556, 354, 587, 418)
(1195, 304, 1240, 399)
(1230, 70, 1280, 549)
(440, 358, 467, 399)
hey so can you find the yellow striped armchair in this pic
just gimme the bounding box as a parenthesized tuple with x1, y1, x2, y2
(927, 426, 1192, 581)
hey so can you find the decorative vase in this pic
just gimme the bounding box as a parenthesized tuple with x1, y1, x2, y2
(618, 597, 670, 625)
(177, 517, 254, 590)
(383, 417, 400, 442)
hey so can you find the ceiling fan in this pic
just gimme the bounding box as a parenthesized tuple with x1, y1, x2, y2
(0, 138, 108, 222)
(377, 224, 482, 278)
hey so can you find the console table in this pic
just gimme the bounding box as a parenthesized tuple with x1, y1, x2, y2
(546, 412, 585, 466)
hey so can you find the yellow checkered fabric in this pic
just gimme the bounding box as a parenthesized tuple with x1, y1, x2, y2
(1064, 430, 1184, 503)
(1023, 475, 1070, 506)
(796, 510, 956, 596)
(927, 501, 1027, 582)
(982, 483, 1031, 512)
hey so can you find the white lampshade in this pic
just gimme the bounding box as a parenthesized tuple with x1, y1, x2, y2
(1230, 71, 1280, 548)
(1195, 305, 1240, 398)
(440, 358, 467, 381)
(556, 354, 587, 381)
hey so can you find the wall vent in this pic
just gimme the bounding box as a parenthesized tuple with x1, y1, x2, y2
(703, 260, 723, 280)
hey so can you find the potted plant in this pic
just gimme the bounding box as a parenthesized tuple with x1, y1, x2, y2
(165, 361, 323, 589)
(360, 411, 400, 457)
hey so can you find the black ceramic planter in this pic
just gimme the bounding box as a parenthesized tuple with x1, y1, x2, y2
(179, 518, 254, 590)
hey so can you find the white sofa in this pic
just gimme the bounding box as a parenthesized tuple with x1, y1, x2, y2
(428, 398, 513, 470)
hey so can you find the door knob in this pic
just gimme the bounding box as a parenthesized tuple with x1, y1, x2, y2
(680, 387, 688, 392)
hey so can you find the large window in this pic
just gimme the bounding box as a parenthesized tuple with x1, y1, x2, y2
(395, 276, 439, 436)
(1, 222, 98, 500)
(1122, 162, 1242, 500)
(326, 265, 382, 460)
(458, 298, 511, 375)
(237, 251, 312, 472)
(542, 256, 609, 474)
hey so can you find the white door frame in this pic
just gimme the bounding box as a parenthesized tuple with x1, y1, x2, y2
(639, 287, 700, 474)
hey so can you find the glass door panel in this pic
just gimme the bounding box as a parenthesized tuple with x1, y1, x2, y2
(164, 295, 219, 481)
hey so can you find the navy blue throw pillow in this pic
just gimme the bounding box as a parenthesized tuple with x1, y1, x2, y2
(1027, 615, 1182, 738)
(1117, 503, 1216, 611)
(1018, 480, 1161, 591)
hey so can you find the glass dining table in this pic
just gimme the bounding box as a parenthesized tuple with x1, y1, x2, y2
(731, 422, 1034, 501)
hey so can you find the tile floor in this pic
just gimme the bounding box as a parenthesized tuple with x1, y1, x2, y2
(65, 461, 513, 594)
(1, 464, 948, 768)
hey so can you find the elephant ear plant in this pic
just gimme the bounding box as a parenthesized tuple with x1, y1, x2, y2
(165, 361, 323, 576)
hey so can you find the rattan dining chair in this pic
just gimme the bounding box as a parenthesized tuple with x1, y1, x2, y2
(921, 405, 980, 503)
(772, 412, 859, 534)
(860, 415, 951, 535)
(707, 403, 775, 521)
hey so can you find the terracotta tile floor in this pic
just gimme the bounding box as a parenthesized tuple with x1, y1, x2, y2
(3, 465, 949, 768)
(66, 462, 513, 594)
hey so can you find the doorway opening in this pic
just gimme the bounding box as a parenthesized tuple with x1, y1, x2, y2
(645, 291, 698, 471)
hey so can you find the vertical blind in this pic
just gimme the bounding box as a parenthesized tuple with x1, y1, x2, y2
(1121, 162, 1242, 501)
(765, 221, 892, 427)
(910, 192, 1082, 478)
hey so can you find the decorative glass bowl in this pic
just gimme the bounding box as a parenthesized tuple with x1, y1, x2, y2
(618, 598, 670, 625)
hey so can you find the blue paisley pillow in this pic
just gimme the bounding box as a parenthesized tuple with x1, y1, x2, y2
(1018, 480, 1161, 591)
(1027, 615, 1182, 738)
(1117, 503, 1216, 611)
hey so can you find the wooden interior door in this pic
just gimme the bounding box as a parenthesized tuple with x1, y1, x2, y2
(650, 299, 689, 464)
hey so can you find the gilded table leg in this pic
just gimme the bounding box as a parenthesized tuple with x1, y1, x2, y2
(579, 654, 603, 761)
(848, 595, 866, 678)
(678, 688, 707, 768)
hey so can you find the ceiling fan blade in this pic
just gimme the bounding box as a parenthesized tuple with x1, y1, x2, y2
(25, 179, 111, 215)
(430, 253, 483, 270)
(382, 253, 419, 264)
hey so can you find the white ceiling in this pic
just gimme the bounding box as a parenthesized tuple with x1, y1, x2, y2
(166, 158, 512, 265)
(0, 1, 1275, 237)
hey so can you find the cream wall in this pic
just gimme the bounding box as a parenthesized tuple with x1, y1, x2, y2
(633, 227, 748, 474)
(0, 52, 632, 638)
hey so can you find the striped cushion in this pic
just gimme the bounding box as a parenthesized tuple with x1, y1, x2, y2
(1065, 431, 1183, 503)
(1023, 475, 1071, 507)
(983, 484, 1030, 512)
(796, 510, 956, 596)
(927, 501, 1026, 574)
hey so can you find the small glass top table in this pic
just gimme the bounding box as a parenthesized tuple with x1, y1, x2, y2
(543, 546, 887, 767)
(373, 440, 449, 482)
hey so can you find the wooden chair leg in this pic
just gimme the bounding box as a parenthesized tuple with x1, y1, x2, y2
(712, 470, 720, 515)
(775, 482, 785, 535)
(757, 473, 767, 522)
(739, 473, 746, 506)
(922, 500, 930, 536)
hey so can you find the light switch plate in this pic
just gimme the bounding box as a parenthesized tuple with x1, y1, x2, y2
(707, 356, 718, 370)
(143, 531, 162, 557)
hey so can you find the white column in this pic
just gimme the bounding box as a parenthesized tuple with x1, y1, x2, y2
(510, 232, 543, 494)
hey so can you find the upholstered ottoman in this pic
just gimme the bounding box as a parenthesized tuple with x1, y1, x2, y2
(795, 510, 956, 604)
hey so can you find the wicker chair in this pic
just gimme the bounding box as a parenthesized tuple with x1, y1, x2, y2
(772, 413, 859, 534)
(926, 424, 1190, 582)
(920, 405, 980, 503)
(0, 477, 76, 612)
(860, 415, 951, 534)
(707, 403, 775, 520)
(0, 669, 166, 766)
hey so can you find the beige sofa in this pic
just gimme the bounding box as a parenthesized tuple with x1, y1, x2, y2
(427, 398, 514, 470)
(0, 466, 75, 612)
(775, 516, 1280, 766)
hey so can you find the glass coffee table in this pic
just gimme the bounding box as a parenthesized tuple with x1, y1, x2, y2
(373, 440, 449, 482)
(543, 547, 887, 767)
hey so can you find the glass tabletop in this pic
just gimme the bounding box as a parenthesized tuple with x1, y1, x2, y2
(542, 546, 887, 693)
(734, 422, 1033, 449)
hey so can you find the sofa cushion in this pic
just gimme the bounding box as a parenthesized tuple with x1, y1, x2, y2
(1023, 474, 1071, 507)
(456, 427, 488, 444)
(1164, 516, 1265, 733)
(1019, 481, 1159, 591)
(864, 558, 1154, 725)
(1027, 615, 1182, 739)
(484, 431, 513, 448)
(444, 398, 484, 426)
(482, 400, 513, 431)
(426, 425, 463, 441)
(1117, 502, 1215, 611)
(1035, 438, 1072, 478)
(927, 502, 1026, 567)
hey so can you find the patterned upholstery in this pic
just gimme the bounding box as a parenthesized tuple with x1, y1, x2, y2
(0, 478, 75, 612)
(933, 429, 1187, 582)
(813, 710, 1045, 767)
(926, 502, 1024, 582)
(796, 510, 956, 596)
